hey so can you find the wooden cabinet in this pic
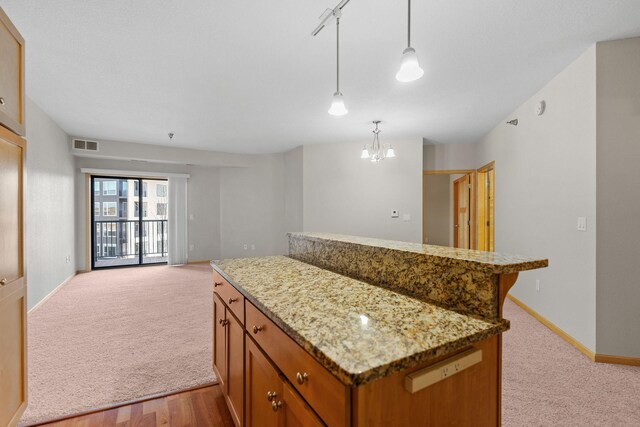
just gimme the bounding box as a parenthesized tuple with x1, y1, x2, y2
(213, 293, 244, 427)
(0, 8, 25, 136)
(0, 122, 26, 427)
(245, 338, 323, 427)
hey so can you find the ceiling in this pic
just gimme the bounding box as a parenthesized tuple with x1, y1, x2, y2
(3, 0, 640, 154)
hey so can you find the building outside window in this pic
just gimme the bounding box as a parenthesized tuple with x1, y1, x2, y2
(119, 180, 128, 197)
(103, 180, 117, 195)
(143, 182, 148, 197)
(157, 184, 167, 197)
(119, 201, 127, 217)
(94, 182, 100, 195)
(103, 202, 117, 216)
(143, 202, 148, 218)
(94, 202, 100, 216)
(157, 203, 167, 216)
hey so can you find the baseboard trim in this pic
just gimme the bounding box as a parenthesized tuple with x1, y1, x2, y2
(594, 354, 640, 367)
(188, 260, 211, 265)
(507, 295, 640, 366)
(506, 294, 596, 361)
(28, 273, 76, 314)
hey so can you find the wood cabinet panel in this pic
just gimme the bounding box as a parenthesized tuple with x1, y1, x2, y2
(226, 310, 244, 427)
(280, 380, 323, 427)
(352, 336, 499, 427)
(0, 8, 24, 136)
(0, 131, 22, 283)
(246, 301, 348, 427)
(213, 294, 227, 388)
(213, 271, 245, 325)
(245, 338, 280, 427)
(0, 284, 26, 427)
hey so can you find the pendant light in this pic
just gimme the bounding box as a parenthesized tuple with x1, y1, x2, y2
(361, 121, 395, 163)
(328, 12, 348, 116)
(396, 0, 424, 82)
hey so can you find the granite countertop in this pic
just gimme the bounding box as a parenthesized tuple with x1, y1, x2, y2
(288, 232, 548, 274)
(211, 255, 509, 386)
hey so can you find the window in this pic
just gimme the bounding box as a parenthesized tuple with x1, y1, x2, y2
(157, 184, 167, 197)
(157, 203, 167, 216)
(143, 202, 148, 218)
(96, 224, 101, 237)
(134, 201, 139, 217)
(103, 202, 117, 216)
(103, 181, 117, 195)
(94, 202, 100, 216)
(134, 181, 139, 197)
(143, 182, 148, 197)
(94, 182, 100, 195)
(119, 201, 127, 217)
(119, 180, 128, 197)
(106, 223, 117, 237)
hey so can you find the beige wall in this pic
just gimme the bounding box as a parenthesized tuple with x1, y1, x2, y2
(303, 139, 423, 243)
(595, 37, 640, 357)
(25, 98, 77, 310)
(423, 174, 451, 246)
(475, 46, 598, 351)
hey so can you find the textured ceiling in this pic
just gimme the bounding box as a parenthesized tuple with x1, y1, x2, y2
(2, 0, 640, 153)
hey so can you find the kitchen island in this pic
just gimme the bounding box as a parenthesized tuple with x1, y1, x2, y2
(211, 233, 547, 426)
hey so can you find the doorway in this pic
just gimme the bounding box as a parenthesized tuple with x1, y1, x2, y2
(91, 176, 169, 269)
(453, 174, 472, 249)
(477, 162, 495, 251)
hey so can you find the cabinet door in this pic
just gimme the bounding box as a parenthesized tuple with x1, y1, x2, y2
(0, 127, 26, 427)
(245, 338, 281, 427)
(226, 312, 244, 427)
(0, 8, 25, 136)
(213, 294, 227, 387)
(280, 380, 323, 427)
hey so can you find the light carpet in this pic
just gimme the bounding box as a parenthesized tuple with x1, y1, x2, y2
(20, 264, 216, 426)
(503, 298, 640, 426)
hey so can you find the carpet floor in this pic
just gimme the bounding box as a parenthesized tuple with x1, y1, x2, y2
(20, 264, 216, 426)
(503, 298, 640, 426)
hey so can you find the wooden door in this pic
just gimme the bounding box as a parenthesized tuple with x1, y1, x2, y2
(0, 126, 26, 427)
(280, 380, 323, 427)
(453, 175, 471, 249)
(213, 294, 227, 388)
(487, 169, 495, 252)
(0, 8, 25, 136)
(245, 338, 281, 427)
(226, 312, 244, 427)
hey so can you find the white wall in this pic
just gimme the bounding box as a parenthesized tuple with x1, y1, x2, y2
(303, 139, 423, 243)
(595, 37, 640, 357)
(25, 98, 77, 310)
(220, 155, 287, 258)
(423, 140, 478, 170)
(475, 47, 598, 351)
(284, 146, 304, 234)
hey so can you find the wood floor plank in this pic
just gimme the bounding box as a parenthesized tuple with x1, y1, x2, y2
(36, 386, 232, 427)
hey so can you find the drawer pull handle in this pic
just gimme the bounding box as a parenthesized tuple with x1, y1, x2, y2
(295, 372, 309, 385)
(218, 319, 229, 327)
(0, 278, 7, 286)
(0, 97, 5, 105)
(228, 297, 238, 304)
(271, 401, 283, 412)
(214, 281, 223, 287)
(266, 391, 277, 402)
(252, 325, 263, 334)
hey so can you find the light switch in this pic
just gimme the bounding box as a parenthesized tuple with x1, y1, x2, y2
(577, 217, 587, 232)
(402, 213, 411, 221)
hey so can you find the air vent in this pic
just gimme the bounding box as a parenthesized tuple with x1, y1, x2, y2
(72, 139, 99, 152)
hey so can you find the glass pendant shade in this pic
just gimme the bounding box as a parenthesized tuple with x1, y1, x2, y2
(396, 47, 424, 82)
(328, 92, 348, 116)
(361, 146, 370, 159)
(386, 146, 396, 158)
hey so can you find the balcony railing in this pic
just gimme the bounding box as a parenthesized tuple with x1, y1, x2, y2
(94, 219, 168, 267)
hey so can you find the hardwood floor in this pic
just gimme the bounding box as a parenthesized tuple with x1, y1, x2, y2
(37, 386, 234, 427)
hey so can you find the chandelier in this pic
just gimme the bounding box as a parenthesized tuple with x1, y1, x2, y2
(361, 121, 396, 163)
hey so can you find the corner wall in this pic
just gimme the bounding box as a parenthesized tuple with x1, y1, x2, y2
(595, 37, 640, 357)
(25, 98, 77, 310)
(475, 47, 598, 351)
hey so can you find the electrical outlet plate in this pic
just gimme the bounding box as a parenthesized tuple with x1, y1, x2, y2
(404, 348, 482, 393)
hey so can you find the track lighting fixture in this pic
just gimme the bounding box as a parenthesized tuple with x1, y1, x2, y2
(396, 0, 424, 82)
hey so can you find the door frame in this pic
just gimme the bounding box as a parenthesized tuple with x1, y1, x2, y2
(477, 161, 495, 251)
(453, 174, 472, 249)
(422, 170, 477, 249)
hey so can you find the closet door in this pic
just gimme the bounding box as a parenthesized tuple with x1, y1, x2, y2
(0, 126, 26, 427)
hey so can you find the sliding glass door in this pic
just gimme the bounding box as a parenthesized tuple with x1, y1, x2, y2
(91, 176, 169, 269)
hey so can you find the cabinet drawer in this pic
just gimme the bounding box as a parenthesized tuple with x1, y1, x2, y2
(246, 301, 348, 427)
(213, 270, 244, 325)
(0, 8, 25, 136)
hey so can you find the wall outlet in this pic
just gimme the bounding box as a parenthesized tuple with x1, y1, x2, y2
(577, 217, 587, 232)
(65, 255, 71, 263)
(243, 244, 248, 250)
(535, 279, 540, 292)
(391, 210, 399, 218)
(189, 244, 194, 251)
